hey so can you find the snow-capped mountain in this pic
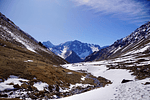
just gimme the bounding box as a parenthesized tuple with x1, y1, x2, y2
(85, 21, 150, 61)
(43, 41, 54, 48)
(43, 40, 101, 62)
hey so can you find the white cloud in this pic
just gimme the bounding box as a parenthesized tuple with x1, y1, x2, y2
(82, 0, 89, 3)
(72, 0, 150, 24)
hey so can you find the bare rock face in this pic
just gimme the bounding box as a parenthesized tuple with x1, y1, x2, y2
(65, 50, 83, 63)
(121, 79, 133, 83)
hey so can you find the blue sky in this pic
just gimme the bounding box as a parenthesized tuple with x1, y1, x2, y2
(0, 0, 150, 46)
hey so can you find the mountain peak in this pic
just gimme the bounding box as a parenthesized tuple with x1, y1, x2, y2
(73, 40, 81, 43)
(43, 41, 54, 48)
(43, 40, 101, 62)
(65, 50, 82, 63)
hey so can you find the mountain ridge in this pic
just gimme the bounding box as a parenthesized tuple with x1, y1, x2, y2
(43, 40, 101, 63)
(84, 21, 150, 62)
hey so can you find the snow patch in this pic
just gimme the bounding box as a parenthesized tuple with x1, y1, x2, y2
(81, 76, 86, 81)
(90, 46, 99, 52)
(67, 72, 73, 74)
(24, 60, 33, 62)
(59, 46, 69, 59)
(59, 83, 94, 93)
(0, 75, 29, 91)
(113, 46, 121, 54)
(33, 82, 49, 91)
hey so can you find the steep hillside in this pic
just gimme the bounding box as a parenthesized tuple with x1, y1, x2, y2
(0, 12, 111, 99)
(0, 12, 67, 65)
(85, 21, 150, 61)
(43, 40, 101, 62)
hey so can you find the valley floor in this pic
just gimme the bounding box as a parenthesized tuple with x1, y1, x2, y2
(54, 61, 150, 100)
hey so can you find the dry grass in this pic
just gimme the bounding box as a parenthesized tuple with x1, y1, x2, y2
(0, 38, 85, 85)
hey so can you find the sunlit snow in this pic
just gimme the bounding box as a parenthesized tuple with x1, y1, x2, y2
(0, 75, 29, 91)
(57, 60, 150, 100)
(33, 82, 49, 91)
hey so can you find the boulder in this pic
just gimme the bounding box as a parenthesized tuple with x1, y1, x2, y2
(121, 79, 133, 83)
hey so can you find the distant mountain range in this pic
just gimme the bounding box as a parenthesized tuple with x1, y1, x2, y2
(43, 40, 102, 63)
(85, 21, 150, 62)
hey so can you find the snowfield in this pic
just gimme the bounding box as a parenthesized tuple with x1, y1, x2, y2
(54, 60, 150, 100)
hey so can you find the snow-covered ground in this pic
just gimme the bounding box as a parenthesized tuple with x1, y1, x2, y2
(0, 75, 50, 99)
(55, 60, 150, 100)
(0, 75, 29, 91)
(0, 76, 50, 92)
(59, 83, 94, 93)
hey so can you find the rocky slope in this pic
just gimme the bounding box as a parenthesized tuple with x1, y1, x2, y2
(85, 21, 150, 62)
